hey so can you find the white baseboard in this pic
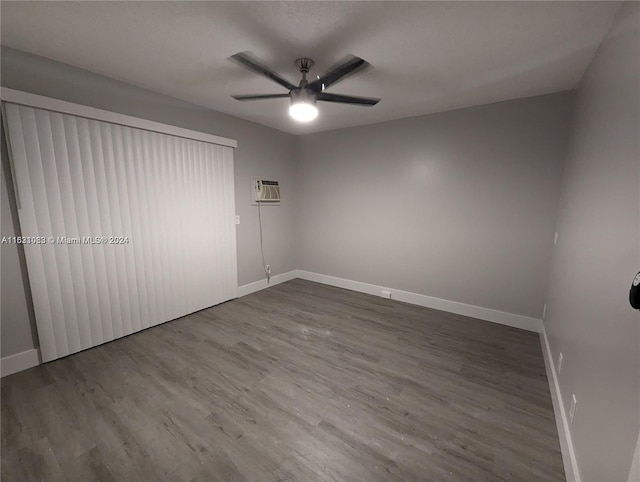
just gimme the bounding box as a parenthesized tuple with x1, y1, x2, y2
(1, 348, 40, 377)
(237, 270, 298, 297)
(296, 270, 542, 333)
(540, 323, 580, 481)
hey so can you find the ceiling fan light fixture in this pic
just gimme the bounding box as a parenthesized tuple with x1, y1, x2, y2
(289, 102, 318, 122)
(289, 89, 318, 122)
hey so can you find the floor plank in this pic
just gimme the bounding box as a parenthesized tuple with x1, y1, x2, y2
(1, 279, 564, 481)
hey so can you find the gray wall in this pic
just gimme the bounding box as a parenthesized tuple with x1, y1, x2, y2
(296, 92, 575, 319)
(543, 3, 640, 481)
(0, 46, 297, 358)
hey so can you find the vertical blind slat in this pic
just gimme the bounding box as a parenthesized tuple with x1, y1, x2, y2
(63, 115, 95, 349)
(77, 117, 108, 345)
(102, 122, 128, 338)
(27, 108, 71, 357)
(89, 120, 116, 343)
(49, 112, 84, 353)
(132, 128, 155, 328)
(112, 125, 138, 335)
(117, 126, 143, 334)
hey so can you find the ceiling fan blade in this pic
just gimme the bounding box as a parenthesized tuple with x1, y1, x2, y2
(229, 52, 296, 91)
(232, 94, 290, 101)
(316, 92, 380, 106)
(307, 55, 370, 92)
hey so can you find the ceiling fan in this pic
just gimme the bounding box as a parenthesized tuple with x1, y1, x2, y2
(229, 52, 380, 122)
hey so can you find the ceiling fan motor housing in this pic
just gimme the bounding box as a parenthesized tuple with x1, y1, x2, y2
(290, 87, 316, 105)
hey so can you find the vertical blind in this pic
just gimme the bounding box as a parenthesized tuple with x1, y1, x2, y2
(4, 103, 238, 362)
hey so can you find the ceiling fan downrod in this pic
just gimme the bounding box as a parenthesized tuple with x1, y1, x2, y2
(295, 57, 314, 86)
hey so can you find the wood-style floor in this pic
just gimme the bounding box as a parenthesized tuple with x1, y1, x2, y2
(1, 279, 564, 481)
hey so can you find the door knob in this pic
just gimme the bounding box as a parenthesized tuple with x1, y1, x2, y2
(630, 271, 640, 309)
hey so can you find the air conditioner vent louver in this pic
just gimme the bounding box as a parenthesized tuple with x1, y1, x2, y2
(252, 178, 280, 204)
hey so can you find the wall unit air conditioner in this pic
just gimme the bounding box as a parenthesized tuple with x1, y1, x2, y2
(252, 178, 280, 205)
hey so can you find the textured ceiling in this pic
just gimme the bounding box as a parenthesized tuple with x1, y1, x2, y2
(0, 1, 620, 134)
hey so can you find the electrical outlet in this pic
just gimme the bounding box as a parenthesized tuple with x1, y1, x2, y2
(543, 303, 547, 319)
(554, 232, 558, 245)
(569, 394, 577, 423)
(381, 290, 392, 299)
(558, 352, 564, 374)
(235, 215, 240, 225)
